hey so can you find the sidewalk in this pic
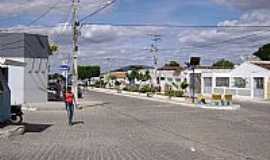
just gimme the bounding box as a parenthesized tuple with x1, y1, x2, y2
(90, 88, 240, 110)
(22, 100, 105, 111)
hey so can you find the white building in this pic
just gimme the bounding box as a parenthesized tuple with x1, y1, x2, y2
(0, 58, 26, 122)
(157, 65, 185, 92)
(184, 66, 232, 97)
(0, 33, 49, 105)
(201, 61, 270, 100)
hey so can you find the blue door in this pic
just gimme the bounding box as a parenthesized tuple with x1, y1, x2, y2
(0, 69, 11, 122)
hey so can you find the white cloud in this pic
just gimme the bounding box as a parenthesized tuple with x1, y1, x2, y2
(176, 9, 270, 64)
(211, 0, 270, 10)
(218, 10, 270, 26)
(3, 8, 270, 72)
(0, 0, 113, 16)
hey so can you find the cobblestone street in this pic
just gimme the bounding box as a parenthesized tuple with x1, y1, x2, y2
(1, 91, 270, 160)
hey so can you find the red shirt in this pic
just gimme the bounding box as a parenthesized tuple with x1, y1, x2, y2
(65, 92, 74, 104)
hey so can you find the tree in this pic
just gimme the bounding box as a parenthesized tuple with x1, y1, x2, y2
(180, 80, 189, 90)
(212, 59, 234, 69)
(253, 43, 270, 61)
(166, 61, 180, 67)
(78, 65, 100, 80)
(128, 70, 139, 82)
(143, 70, 151, 81)
(49, 44, 59, 55)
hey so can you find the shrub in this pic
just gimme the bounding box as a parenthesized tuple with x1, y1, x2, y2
(174, 90, 184, 97)
(181, 81, 189, 90)
(127, 84, 140, 92)
(165, 90, 184, 97)
(114, 81, 121, 86)
(94, 80, 105, 88)
(139, 85, 155, 93)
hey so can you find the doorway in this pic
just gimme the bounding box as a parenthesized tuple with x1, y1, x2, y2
(254, 77, 264, 98)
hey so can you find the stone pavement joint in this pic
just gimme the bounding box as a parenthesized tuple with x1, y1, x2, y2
(0, 125, 25, 139)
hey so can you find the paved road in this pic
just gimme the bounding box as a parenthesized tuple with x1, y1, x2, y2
(0, 91, 270, 160)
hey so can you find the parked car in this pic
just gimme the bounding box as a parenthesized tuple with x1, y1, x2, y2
(63, 85, 83, 99)
(48, 82, 63, 101)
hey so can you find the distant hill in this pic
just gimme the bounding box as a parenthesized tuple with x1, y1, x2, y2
(112, 65, 154, 72)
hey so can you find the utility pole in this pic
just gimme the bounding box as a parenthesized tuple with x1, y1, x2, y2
(106, 57, 112, 87)
(149, 34, 161, 90)
(72, 0, 80, 105)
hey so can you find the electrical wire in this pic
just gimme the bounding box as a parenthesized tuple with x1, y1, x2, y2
(79, 0, 117, 23)
(81, 22, 270, 28)
(27, 1, 62, 26)
(74, 28, 270, 54)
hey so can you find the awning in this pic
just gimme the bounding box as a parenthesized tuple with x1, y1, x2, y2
(0, 58, 26, 67)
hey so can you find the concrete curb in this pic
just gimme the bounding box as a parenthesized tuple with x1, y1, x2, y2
(90, 88, 240, 110)
(0, 125, 25, 139)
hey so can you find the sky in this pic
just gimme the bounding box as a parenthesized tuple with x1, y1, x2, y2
(1, 0, 270, 72)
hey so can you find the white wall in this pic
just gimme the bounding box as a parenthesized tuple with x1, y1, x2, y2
(201, 62, 270, 100)
(8, 58, 25, 105)
(24, 58, 48, 103)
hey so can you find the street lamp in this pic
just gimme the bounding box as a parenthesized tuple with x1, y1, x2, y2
(186, 57, 200, 103)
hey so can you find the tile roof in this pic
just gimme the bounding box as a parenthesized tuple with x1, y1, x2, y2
(251, 61, 270, 70)
(111, 72, 127, 79)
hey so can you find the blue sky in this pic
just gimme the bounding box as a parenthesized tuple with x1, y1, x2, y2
(0, 0, 242, 27)
(89, 0, 242, 25)
(1, 0, 270, 71)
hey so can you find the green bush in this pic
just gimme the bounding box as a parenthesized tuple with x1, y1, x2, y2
(126, 85, 140, 92)
(114, 81, 121, 86)
(174, 90, 184, 97)
(139, 85, 155, 93)
(94, 80, 105, 88)
(181, 81, 189, 90)
(165, 90, 184, 97)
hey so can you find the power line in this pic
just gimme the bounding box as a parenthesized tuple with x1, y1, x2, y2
(79, 0, 117, 23)
(27, 1, 62, 26)
(77, 29, 270, 54)
(179, 29, 270, 50)
(82, 22, 270, 29)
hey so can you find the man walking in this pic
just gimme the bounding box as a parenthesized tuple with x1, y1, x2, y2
(64, 87, 76, 126)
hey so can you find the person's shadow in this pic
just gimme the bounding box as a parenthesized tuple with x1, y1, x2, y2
(72, 121, 84, 126)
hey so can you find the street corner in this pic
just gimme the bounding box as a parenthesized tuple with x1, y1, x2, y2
(196, 103, 241, 110)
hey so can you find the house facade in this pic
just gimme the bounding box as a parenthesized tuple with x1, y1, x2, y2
(201, 61, 270, 100)
(157, 65, 185, 92)
(0, 33, 49, 105)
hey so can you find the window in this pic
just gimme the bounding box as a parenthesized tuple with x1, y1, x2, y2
(160, 77, 165, 81)
(254, 77, 264, 89)
(216, 77, 230, 87)
(167, 77, 173, 82)
(204, 77, 212, 87)
(175, 78, 181, 82)
(233, 77, 246, 88)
